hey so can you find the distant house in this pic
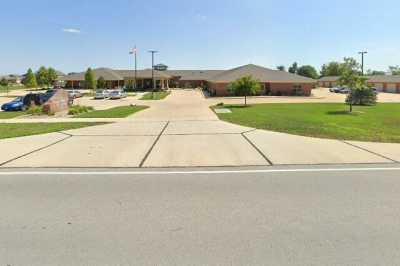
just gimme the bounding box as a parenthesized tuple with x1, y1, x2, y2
(318, 75, 400, 93)
(59, 64, 317, 96)
(0, 74, 22, 84)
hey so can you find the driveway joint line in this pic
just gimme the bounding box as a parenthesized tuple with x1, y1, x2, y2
(139, 121, 170, 168)
(341, 140, 399, 163)
(0, 135, 72, 167)
(241, 132, 274, 165)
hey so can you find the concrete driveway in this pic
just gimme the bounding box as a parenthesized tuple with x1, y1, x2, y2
(1, 89, 399, 167)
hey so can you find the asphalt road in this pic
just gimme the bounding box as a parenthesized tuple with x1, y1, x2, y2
(1, 165, 400, 265)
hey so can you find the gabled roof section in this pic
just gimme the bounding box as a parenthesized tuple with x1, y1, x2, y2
(318, 76, 340, 82)
(207, 64, 316, 83)
(166, 70, 225, 81)
(61, 68, 124, 81)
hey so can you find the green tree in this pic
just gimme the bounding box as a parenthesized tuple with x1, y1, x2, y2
(276, 65, 286, 71)
(338, 58, 375, 112)
(0, 78, 8, 87)
(367, 69, 385, 76)
(97, 76, 106, 89)
(297, 65, 318, 79)
(23, 68, 38, 88)
(229, 75, 261, 106)
(389, 66, 400, 75)
(320, 62, 342, 77)
(84, 68, 97, 91)
(47, 67, 58, 86)
(288, 62, 298, 74)
(36, 66, 49, 87)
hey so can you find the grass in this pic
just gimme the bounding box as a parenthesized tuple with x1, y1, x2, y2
(0, 122, 107, 139)
(74, 105, 148, 118)
(140, 91, 170, 100)
(214, 103, 400, 143)
(0, 111, 26, 119)
(0, 84, 25, 93)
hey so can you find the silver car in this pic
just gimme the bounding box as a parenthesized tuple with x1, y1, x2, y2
(109, 90, 127, 99)
(67, 90, 83, 99)
(94, 90, 110, 99)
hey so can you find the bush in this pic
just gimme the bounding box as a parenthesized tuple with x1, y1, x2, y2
(26, 105, 45, 115)
(68, 105, 94, 115)
(292, 87, 305, 96)
(216, 102, 224, 107)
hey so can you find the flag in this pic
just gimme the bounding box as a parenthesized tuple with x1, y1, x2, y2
(129, 47, 137, 55)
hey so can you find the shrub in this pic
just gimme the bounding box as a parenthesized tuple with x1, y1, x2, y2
(216, 102, 224, 107)
(26, 105, 45, 115)
(68, 105, 94, 115)
(346, 87, 377, 106)
(292, 87, 305, 96)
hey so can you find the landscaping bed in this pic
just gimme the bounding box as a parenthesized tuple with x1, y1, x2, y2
(213, 103, 400, 143)
(74, 105, 148, 118)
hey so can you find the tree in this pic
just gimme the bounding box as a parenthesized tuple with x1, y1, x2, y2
(297, 65, 318, 79)
(23, 68, 38, 88)
(288, 62, 298, 74)
(320, 62, 342, 77)
(47, 67, 58, 86)
(36, 66, 49, 87)
(229, 75, 261, 106)
(276, 65, 286, 71)
(97, 76, 106, 89)
(84, 68, 97, 91)
(0, 78, 8, 87)
(338, 58, 375, 112)
(389, 66, 400, 75)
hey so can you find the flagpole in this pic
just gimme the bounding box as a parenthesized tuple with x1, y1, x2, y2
(134, 45, 137, 91)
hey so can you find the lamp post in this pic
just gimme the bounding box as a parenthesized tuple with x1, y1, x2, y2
(129, 46, 138, 90)
(148, 50, 158, 93)
(359, 51, 368, 75)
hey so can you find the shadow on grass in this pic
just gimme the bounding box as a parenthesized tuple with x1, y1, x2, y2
(326, 110, 361, 116)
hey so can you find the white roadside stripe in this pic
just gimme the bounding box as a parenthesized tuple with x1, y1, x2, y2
(0, 167, 399, 175)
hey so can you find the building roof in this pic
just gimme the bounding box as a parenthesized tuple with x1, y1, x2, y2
(166, 70, 225, 81)
(61, 68, 124, 81)
(207, 64, 316, 83)
(115, 69, 172, 79)
(318, 76, 340, 82)
(367, 75, 400, 83)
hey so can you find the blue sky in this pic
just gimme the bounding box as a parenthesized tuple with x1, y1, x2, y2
(1, 0, 399, 74)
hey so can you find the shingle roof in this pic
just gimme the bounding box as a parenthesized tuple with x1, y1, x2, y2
(165, 70, 225, 81)
(367, 75, 400, 83)
(207, 64, 316, 83)
(61, 68, 124, 81)
(318, 76, 340, 82)
(115, 69, 172, 79)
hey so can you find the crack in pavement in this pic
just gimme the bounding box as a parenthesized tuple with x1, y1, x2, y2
(139, 121, 170, 168)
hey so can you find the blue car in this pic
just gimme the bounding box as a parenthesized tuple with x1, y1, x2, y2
(1, 96, 27, 111)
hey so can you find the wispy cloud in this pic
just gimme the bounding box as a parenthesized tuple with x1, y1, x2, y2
(62, 28, 81, 34)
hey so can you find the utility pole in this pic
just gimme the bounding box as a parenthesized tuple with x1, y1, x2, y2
(359, 51, 368, 75)
(129, 46, 138, 90)
(148, 50, 158, 93)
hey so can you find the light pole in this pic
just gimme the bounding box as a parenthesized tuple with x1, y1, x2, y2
(148, 50, 158, 93)
(129, 46, 138, 90)
(359, 51, 368, 75)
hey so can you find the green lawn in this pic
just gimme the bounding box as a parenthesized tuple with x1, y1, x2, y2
(140, 91, 170, 100)
(0, 84, 26, 93)
(74, 105, 148, 118)
(0, 122, 106, 139)
(0, 111, 26, 119)
(214, 103, 400, 143)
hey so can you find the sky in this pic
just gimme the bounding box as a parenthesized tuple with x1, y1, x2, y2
(1, 0, 399, 75)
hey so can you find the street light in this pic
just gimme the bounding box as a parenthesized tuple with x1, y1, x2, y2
(359, 51, 368, 75)
(148, 50, 158, 93)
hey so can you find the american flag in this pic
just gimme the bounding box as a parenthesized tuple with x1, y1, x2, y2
(129, 47, 137, 55)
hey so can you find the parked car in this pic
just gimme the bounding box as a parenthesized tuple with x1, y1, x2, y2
(23, 93, 46, 107)
(339, 88, 350, 94)
(1, 96, 27, 111)
(67, 90, 83, 99)
(109, 90, 127, 99)
(94, 90, 110, 99)
(331, 87, 343, 93)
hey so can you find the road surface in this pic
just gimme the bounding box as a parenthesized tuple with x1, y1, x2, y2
(1, 165, 400, 265)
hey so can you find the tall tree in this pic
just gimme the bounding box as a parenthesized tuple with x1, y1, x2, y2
(320, 62, 342, 77)
(229, 75, 261, 106)
(276, 65, 286, 71)
(389, 66, 400, 75)
(84, 68, 97, 91)
(297, 65, 318, 79)
(47, 67, 58, 86)
(367, 69, 385, 76)
(288, 62, 298, 74)
(36, 66, 49, 87)
(23, 68, 38, 88)
(97, 76, 106, 89)
(0, 78, 8, 87)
